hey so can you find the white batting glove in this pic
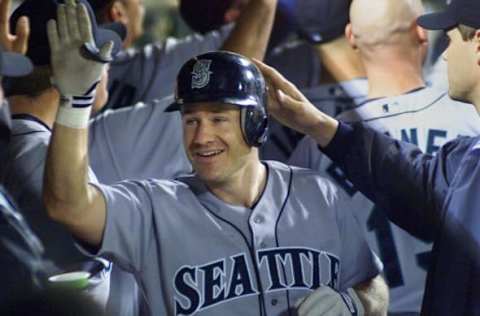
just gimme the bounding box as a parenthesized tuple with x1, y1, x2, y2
(296, 286, 365, 316)
(47, 0, 112, 128)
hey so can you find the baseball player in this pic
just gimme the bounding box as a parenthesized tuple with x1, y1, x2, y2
(289, 0, 480, 314)
(254, 0, 480, 313)
(0, 5, 104, 314)
(0, 6, 37, 306)
(87, 0, 277, 111)
(42, 5, 388, 313)
(1, 0, 130, 314)
(4, 0, 279, 315)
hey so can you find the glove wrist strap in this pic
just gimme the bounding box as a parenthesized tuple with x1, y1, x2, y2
(339, 288, 365, 316)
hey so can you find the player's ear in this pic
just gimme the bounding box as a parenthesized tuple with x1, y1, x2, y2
(345, 23, 357, 49)
(474, 29, 480, 66)
(108, 0, 128, 25)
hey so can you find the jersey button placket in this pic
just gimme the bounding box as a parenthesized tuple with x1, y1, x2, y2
(254, 216, 263, 224)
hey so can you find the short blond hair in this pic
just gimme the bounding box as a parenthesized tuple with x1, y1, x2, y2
(5, 66, 53, 97)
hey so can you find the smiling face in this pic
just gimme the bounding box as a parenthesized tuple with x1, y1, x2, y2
(182, 102, 257, 185)
(444, 27, 480, 106)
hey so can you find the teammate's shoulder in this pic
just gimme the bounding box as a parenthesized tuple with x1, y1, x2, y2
(285, 163, 340, 194)
(338, 86, 448, 122)
(110, 177, 190, 197)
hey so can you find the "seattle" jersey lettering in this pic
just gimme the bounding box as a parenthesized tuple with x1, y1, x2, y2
(174, 247, 340, 315)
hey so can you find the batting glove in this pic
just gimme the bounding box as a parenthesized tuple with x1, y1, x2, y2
(296, 286, 365, 316)
(47, 0, 112, 128)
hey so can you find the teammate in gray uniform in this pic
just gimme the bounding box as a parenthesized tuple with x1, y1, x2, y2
(2, 0, 129, 314)
(254, 0, 480, 313)
(5, 0, 279, 314)
(289, 1, 480, 314)
(42, 22, 389, 315)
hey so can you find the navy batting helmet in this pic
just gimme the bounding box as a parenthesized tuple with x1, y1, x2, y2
(167, 51, 268, 147)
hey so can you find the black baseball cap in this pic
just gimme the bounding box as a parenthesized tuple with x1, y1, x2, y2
(286, 0, 352, 44)
(179, 0, 235, 34)
(0, 50, 32, 77)
(10, 0, 126, 66)
(417, 0, 480, 31)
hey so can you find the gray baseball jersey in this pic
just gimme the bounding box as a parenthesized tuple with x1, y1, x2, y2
(0, 116, 112, 311)
(105, 26, 232, 110)
(260, 79, 368, 162)
(289, 87, 480, 314)
(89, 96, 192, 184)
(85, 160, 382, 316)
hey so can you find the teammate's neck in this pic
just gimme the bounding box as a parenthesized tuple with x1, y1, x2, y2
(206, 159, 267, 209)
(8, 88, 60, 129)
(315, 38, 366, 83)
(365, 61, 425, 99)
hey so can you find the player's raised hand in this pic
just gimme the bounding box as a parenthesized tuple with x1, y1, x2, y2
(47, 0, 112, 97)
(0, 0, 30, 54)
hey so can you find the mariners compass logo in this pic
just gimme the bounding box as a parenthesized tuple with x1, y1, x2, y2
(191, 59, 213, 89)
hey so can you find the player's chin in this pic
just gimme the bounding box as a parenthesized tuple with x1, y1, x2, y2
(195, 168, 225, 184)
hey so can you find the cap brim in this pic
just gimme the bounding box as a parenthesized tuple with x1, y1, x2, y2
(165, 102, 181, 112)
(96, 25, 125, 56)
(417, 10, 458, 31)
(101, 22, 127, 42)
(1, 52, 33, 77)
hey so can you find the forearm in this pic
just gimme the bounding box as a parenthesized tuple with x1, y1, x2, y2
(300, 109, 339, 148)
(44, 104, 90, 220)
(353, 276, 389, 316)
(221, 0, 277, 60)
(43, 0, 111, 246)
(44, 101, 105, 246)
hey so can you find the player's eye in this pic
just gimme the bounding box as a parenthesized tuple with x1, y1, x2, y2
(212, 116, 228, 123)
(183, 117, 198, 126)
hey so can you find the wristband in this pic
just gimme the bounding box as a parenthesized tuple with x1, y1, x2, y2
(55, 82, 97, 129)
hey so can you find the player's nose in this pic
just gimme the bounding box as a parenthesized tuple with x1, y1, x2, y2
(192, 121, 215, 145)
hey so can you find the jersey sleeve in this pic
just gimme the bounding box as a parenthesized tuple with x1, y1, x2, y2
(88, 98, 192, 184)
(106, 26, 232, 109)
(334, 188, 383, 290)
(90, 180, 156, 274)
(323, 122, 458, 241)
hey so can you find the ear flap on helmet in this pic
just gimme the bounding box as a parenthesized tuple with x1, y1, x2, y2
(241, 107, 268, 147)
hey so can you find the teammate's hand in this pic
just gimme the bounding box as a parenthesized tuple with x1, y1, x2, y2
(47, 0, 112, 97)
(252, 58, 326, 135)
(296, 286, 365, 316)
(0, 0, 30, 54)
